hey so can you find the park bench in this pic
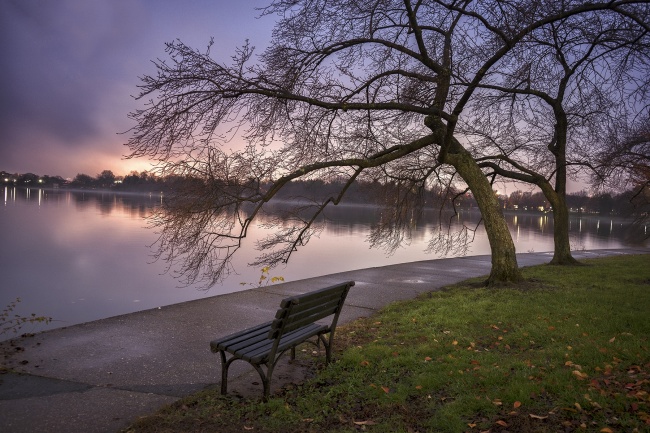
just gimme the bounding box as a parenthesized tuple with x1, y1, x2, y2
(210, 280, 355, 399)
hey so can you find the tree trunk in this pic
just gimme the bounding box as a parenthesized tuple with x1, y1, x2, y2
(449, 150, 523, 285)
(544, 109, 580, 265)
(550, 196, 580, 264)
(538, 182, 580, 265)
(426, 116, 522, 285)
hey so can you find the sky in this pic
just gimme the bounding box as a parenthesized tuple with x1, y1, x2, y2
(0, 0, 274, 179)
(0, 1, 589, 193)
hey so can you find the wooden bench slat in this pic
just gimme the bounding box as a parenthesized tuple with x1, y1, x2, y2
(245, 323, 327, 363)
(216, 330, 271, 354)
(210, 322, 273, 348)
(279, 292, 343, 316)
(216, 322, 327, 363)
(269, 302, 340, 337)
(272, 298, 341, 325)
(225, 327, 283, 355)
(279, 285, 348, 309)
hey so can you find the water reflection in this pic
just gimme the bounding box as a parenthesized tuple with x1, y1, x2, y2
(3, 187, 163, 218)
(5, 187, 645, 248)
(1, 187, 646, 336)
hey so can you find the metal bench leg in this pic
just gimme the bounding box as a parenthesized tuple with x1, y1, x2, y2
(219, 351, 229, 395)
(252, 363, 272, 400)
(219, 351, 275, 400)
(318, 334, 333, 364)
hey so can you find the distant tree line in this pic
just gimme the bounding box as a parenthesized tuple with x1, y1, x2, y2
(2, 169, 646, 217)
(1, 169, 165, 192)
(270, 178, 646, 217)
(1, 171, 66, 188)
(72, 170, 168, 191)
(497, 188, 646, 217)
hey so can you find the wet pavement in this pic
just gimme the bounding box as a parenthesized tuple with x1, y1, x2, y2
(1, 248, 647, 433)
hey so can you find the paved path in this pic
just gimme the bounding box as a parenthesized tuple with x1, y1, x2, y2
(1, 248, 647, 433)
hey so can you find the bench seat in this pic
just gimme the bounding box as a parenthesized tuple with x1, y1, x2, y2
(211, 321, 327, 364)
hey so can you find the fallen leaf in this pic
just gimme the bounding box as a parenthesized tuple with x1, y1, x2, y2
(514, 401, 522, 408)
(495, 420, 508, 427)
(609, 337, 616, 343)
(452, 340, 459, 346)
(381, 386, 390, 393)
(600, 428, 613, 433)
(572, 370, 589, 380)
(360, 360, 370, 366)
(424, 356, 432, 361)
(353, 420, 377, 426)
(415, 385, 423, 390)
(529, 414, 548, 420)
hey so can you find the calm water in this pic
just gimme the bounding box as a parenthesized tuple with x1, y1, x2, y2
(0, 187, 645, 335)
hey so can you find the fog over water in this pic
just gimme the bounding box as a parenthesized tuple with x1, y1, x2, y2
(1, 187, 645, 336)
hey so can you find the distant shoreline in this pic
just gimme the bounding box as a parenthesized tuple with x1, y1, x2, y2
(6, 185, 644, 220)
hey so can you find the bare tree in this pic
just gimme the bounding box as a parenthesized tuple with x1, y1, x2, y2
(593, 114, 650, 232)
(126, 0, 643, 288)
(459, 3, 649, 264)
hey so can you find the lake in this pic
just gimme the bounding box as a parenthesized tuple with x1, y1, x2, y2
(1, 186, 645, 336)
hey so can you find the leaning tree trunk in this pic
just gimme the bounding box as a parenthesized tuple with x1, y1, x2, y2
(449, 149, 523, 285)
(427, 116, 522, 285)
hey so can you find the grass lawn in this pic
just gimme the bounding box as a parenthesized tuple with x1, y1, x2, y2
(124, 254, 650, 433)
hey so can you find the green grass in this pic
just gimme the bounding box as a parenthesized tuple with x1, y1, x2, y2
(124, 255, 650, 433)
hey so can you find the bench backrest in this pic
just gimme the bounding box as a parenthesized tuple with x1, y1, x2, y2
(268, 281, 355, 339)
